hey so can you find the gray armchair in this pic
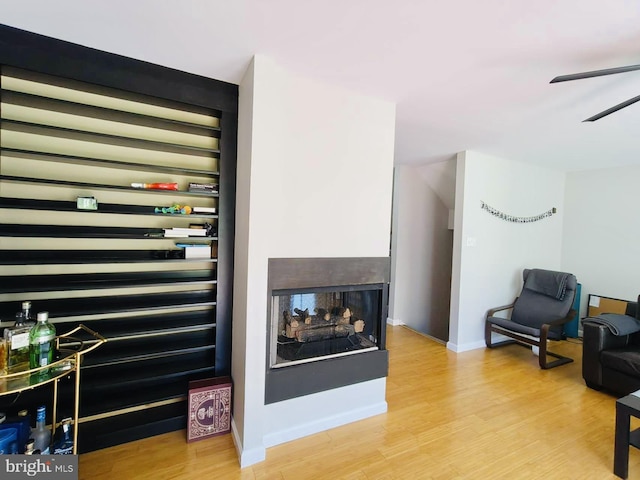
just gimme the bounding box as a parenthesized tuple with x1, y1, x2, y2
(485, 268, 578, 369)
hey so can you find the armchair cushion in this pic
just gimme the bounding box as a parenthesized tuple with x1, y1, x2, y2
(601, 349, 640, 378)
(510, 291, 572, 338)
(488, 315, 563, 340)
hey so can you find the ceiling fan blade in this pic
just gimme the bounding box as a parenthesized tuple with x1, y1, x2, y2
(550, 64, 640, 83)
(583, 94, 640, 122)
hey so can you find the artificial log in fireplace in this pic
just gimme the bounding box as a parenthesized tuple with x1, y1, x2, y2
(286, 307, 364, 341)
(266, 257, 390, 404)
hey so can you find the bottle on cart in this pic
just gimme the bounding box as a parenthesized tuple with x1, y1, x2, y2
(0, 337, 7, 376)
(24, 438, 35, 454)
(21, 301, 35, 325)
(4, 312, 33, 374)
(31, 405, 51, 454)
(52, 417, 74, 455)
(29, 312, 56, 371)
(16, 410, 31, 453)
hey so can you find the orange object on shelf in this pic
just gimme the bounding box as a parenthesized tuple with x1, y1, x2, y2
(131, 182, 179, 191)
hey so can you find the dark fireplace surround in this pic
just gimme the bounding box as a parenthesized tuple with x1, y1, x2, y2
(265, 257, 390, 404)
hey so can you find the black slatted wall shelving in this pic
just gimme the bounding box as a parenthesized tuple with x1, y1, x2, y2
(0, 24, 237, 453)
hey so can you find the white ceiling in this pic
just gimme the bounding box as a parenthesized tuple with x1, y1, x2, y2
(3, 0, 640, 172)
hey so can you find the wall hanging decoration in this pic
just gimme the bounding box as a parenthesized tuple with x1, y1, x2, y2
(480, 201, 556, 223)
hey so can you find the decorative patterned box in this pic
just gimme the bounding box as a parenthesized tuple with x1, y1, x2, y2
(187, 376, 232, 442)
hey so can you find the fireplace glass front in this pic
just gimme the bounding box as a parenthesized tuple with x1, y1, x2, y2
(269, 284, 383, 368)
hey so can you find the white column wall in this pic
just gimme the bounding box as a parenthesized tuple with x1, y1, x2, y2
(232, 57, 266, 466)
(233, 56, 395, 467)
(562, 165, 640, 316)
(449, 151, 566, 352)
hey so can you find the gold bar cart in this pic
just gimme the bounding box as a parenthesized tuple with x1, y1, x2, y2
(0, 324, 106, 454)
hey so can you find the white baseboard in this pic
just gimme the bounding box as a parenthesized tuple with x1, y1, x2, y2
(231, 417, 266, 468)
(446, 339, 486, 352)
(400, 325, 446, 345)
(262, 401, 388, 448)
(387, 317, 404, 326)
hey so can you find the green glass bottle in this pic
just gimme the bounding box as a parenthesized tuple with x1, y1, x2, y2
(29, 312, 56, 370)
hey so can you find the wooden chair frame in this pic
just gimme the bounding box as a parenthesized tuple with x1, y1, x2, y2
(485, 302, 577, 369)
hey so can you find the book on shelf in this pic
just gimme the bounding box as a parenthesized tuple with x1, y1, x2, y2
(192, 206, 217, 214)
(176, 243, 212, 259)
(188, 182, 218, 194)
(163, 227, 207, 237)
(185, 246, 212, 258)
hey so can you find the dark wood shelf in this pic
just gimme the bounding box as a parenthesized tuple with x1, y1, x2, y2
(81, 329, 216, 367)
(0, 175, 220, 198)
(0, 290, 215, 319)
(2, 89, 222, 135)
(3, 119, 220, 155)
(0, 24, 236, 453)
(1, 148, 220, 177)
(58, 311, 215, 343)
(1, 63, 229, 118)
(79, 385, 187, 419)
(77, 402, 189, 453)
(80, 351, 216, 392)
(0, 197, 218, 218)
(83, 343, 215, 369)
(0, 270, 216, 294)
(72, 353, 215, 427)
(0, 223, 218, 240)
(0, 249, 218, 265)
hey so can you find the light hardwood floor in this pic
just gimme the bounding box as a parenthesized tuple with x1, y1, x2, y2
(79, 326, 640, 479)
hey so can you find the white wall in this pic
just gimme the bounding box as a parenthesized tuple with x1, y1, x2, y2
(449, 151, 566, 352)
(389, 163, 453, 341)
(562, 165, 640, 316)
(233, 55, 396, 467)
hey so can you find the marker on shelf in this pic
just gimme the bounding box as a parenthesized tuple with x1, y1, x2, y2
(131, 182, 179, 191)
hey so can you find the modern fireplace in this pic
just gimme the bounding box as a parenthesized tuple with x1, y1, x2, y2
(270, 285, 382, 368)
(265, 257, 389, 404)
